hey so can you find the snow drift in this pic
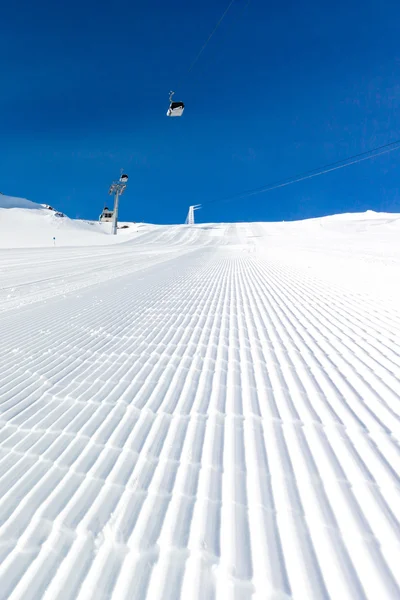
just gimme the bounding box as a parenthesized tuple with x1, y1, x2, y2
(0, 195, 142, 248)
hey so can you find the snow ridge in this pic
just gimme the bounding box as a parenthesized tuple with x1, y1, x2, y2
(0, 221, 399, 599)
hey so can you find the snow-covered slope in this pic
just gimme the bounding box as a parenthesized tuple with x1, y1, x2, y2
(0, 209, 400, 600)
(0, 195, 44, 210)
(0, 195, 147, 248)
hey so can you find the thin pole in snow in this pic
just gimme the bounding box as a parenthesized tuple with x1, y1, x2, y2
(111, 190, 120, 235)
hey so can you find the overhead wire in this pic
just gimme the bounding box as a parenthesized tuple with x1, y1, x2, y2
(203, 138, 400, 207)
(173, 0, 237, 91)
(186, 0, 236, 76)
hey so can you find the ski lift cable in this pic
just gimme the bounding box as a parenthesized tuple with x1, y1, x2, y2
(167, 0, 245, 116)
(186, 0, 236, 77)
(173, 0, 236, 92)
(203, 138, 400, 207)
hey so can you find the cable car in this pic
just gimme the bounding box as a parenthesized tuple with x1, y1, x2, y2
(167, 91, 184, 117)
(99, 207, 114, 223)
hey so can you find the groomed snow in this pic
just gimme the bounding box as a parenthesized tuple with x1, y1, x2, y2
(0, 204, 400, 600)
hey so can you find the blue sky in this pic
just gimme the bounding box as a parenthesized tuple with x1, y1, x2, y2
(1, 0, 400, 224)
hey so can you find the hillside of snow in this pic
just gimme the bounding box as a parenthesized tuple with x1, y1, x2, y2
(0, 195, 147, 248)
(0, 203, 400, 600)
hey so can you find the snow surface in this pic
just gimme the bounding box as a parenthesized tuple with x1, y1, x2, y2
(0, 202, 400, 599)
(0, 195, 146, 248)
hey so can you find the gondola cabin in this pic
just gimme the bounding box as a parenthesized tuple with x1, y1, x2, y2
(167, 101, 185, 117)
(99, 207, 114, 223)
(167, 92, 184, 117)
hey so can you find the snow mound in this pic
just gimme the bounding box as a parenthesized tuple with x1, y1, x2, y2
(0, 195, 144, 248)
(0, 194, 46, 210)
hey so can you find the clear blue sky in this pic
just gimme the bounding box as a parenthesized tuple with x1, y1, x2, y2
(1, 0, 400, 224)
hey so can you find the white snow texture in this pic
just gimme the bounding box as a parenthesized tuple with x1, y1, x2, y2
(0, 196, 400, 600)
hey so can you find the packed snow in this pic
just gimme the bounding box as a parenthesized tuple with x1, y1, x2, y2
(0, 195, 144, 248)
(0, 197, 400, 599)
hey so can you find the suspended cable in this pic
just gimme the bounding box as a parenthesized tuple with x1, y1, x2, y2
(186, 0, 236, 76)
(203, 138, 400, 206)
(172, 0, 236, 93)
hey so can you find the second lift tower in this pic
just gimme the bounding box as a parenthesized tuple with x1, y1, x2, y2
(109, 172, 129, 235)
